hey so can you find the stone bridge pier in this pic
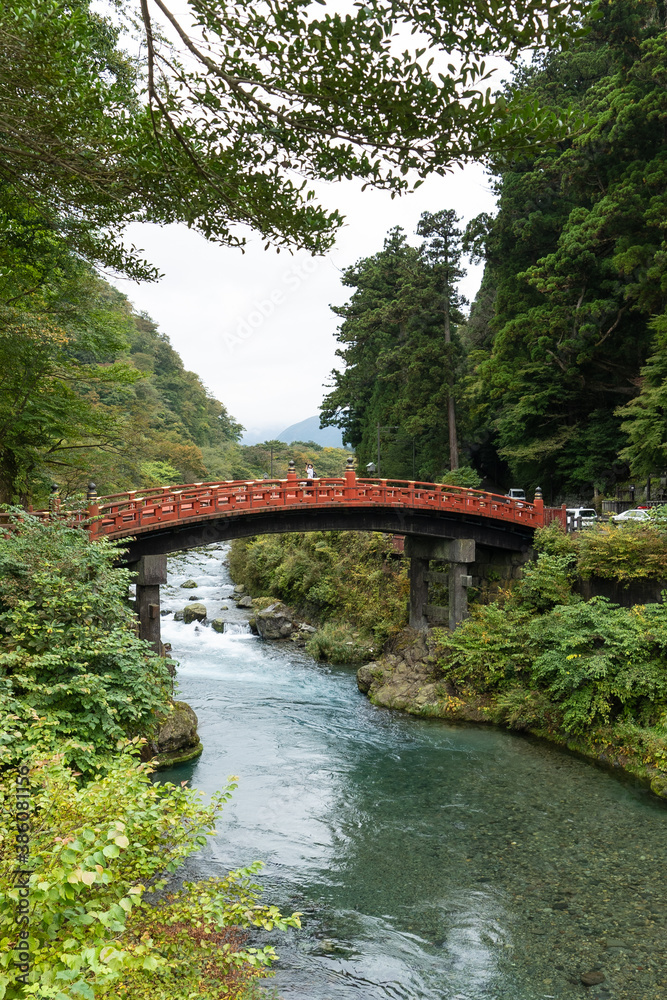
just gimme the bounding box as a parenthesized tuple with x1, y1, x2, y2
(406, 536, 475, 632)
(130, 554, 167, 655)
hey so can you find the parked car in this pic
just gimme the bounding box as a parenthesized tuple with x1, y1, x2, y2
(611, 508, 651, 524)
(506, 488, 526, 501)
(566, 507, 598, 530)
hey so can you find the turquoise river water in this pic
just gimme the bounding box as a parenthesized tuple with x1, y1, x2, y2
(158, 545, 667, 1000)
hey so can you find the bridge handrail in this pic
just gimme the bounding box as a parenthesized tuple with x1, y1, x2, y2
(85, 475, 546, 541)
(94, 477, 528, 512)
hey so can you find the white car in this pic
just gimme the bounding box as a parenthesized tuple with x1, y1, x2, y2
(566, 507, 597, 529)
(611, 508, 651, 524)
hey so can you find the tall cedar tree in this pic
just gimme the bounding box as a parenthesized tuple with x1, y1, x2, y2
(321, 223, 467, 479)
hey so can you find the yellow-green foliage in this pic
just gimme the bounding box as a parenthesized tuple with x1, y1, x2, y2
(0, 747, 300, 1000)
(535, 520, 667, 581)
(229, 531, 408, 647)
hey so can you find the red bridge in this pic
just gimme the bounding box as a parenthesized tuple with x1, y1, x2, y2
(89, 459, 563, 555)
(79, 459, 564, 644)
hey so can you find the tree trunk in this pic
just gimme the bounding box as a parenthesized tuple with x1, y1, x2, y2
(444, 292, 459, 470)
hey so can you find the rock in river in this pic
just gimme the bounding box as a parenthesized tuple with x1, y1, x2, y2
(255, 602, 294, 639)
(157, 700, 199, 753)
(180, 578, 198, 589)
(581, 970, 606, 987)
(183, 602, 207, 623)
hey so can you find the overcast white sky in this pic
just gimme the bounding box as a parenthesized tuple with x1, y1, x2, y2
(113, 165, 498, 443)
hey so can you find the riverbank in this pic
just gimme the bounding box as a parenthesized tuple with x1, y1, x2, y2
(230, 524, 667, 803)
(357, 627, 667, 801)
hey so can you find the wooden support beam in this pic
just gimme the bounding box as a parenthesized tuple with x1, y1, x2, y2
(133, 555, 168, 655)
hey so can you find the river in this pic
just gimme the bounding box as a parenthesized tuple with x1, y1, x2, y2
(158, 544, 667, 1000)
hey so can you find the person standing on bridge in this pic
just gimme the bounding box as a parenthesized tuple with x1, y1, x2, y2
(306, 463, 315, 485)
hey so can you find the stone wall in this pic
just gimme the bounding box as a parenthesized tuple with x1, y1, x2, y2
(470, 545, 534, 601)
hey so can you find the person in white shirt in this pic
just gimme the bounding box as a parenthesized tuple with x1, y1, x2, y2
(305, 463, 315, 484)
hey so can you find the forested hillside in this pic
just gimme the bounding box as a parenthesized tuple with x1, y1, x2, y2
(323, 0, 667, 502)
(0, 224, 243, 505)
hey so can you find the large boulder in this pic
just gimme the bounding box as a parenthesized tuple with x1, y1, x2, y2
(255, 602, 294, 640)
(157, 701, 199, 753)
(237, 594, 253, 608)
(183, 602, 207, 623)
(180, 579, 198, 589)
(356, 662, 378, 694)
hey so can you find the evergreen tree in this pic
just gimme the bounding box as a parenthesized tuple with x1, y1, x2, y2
(321, 219, 468, 480)
(464, 0, 667, 498)
(416, 210, 467, 470)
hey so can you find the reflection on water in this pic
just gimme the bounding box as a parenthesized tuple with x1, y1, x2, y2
(159, 546, 667, 1000)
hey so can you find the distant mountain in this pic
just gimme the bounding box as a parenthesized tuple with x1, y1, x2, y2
(276, 415, 345, 448)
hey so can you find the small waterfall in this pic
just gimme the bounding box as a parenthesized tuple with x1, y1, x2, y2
(223, 621, 252, 635)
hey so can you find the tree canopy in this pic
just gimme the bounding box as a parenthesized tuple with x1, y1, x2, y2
(1, 0, 592, 272)
(322, 0, 667, 499)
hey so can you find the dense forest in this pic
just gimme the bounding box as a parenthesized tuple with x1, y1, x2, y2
(322, 0, 667, 503)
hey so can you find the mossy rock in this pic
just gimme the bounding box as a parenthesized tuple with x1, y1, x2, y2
(153, 742, 204, 770)
(157, 700, 199, 753)
(180, 579, 198, 589)
(183, 602, 207, 623)
(211, 618, 225, 633)
(650, 774, 667, 799)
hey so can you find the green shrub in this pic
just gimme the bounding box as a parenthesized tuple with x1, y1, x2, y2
(0, 514, 172, 772)
(535, 519, 667, 582)
(492, 685, 560, 731)
(530, 598, 667, 732)
(436, 587, 667, 738)
(0, 747, 300, 1000)
(533, 521, 578, 557)
(510, 551, 577, 612)
(434, 604, 534, 694)
(576, 523, 667, 581)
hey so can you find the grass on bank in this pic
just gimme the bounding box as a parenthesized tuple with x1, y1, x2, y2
(229, 531, 409, 662)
